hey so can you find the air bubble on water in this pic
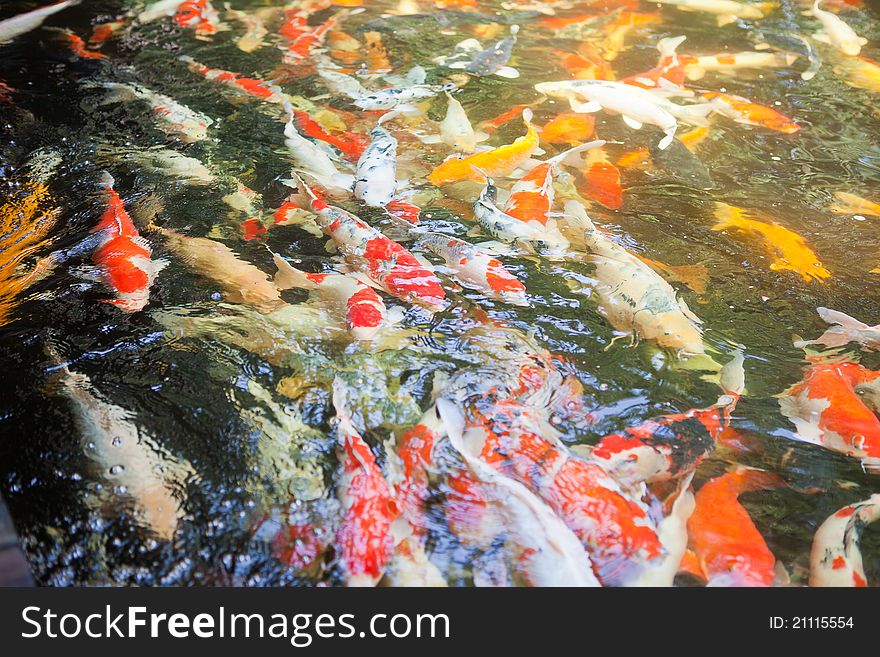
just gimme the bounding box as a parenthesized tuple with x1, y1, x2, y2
(211, 292, 222, 300)
(109, 464, 124, 475)
(112, 436, 122, 447)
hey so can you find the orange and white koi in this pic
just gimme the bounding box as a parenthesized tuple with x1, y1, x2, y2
(803, 0, 867, 56)
(47, 28, 108, 59)
(280, 4, 340, 63)
(0, 80, 13, 104)
(298, 180, 446, 311)
(504, 140, 604, 225)
(654, 0, 774, 26)
(438, 397, 662, 585)
(810, 494, 880, 587)
(86, 81, 213, 142)
(559, 200, 705, 355)
(622, 35, 688, 89)
(681, 51, 797, 81)
(178, 56, 285, 104)
(91, 174, 165, 312)
(682, 468, 782, 586)
(712, 203, 830, 282)
(473, 172, 570, 255)
(428, 109, 540, 185)
(579, 147, 623, 210)
(174, 0, 224, 37)
(283, 104, 354, 191)
(291, 109, 368, 164)
(703, 92, 800, 133)
(332, 381, 396, 586)
(795, 307, 880, 351)
(829, 191, 880, 218)
(778, 359, 880, 465)
(590, 352, 744, 490)
(137, 0, 185, 23)
(273, 254, 394, 341)
(87, 21, 125, 47)
(536, 79, 680, 149)
(0, 0, 80, 44)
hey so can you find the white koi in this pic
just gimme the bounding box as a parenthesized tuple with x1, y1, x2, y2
(354, 125, 398, 207)
(804, 0, 867, 56)
(0, 0, 81, 43)
(810, 494, 880, 587)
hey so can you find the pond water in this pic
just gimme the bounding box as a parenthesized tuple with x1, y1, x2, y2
(1, 0, 880, 587)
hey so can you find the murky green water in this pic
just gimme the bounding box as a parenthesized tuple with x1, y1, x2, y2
(1, 0, 880, 586)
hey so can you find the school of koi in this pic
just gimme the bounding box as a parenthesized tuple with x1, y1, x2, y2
(2, 0, 880, 587)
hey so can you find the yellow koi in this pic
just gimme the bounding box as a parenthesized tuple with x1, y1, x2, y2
(829, 191, 880, 218)
(712, 203, 830, 282)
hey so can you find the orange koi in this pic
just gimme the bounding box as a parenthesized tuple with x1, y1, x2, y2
(478, 104, 533, 135)
(364, 31, 392, 72)
(833, 55, 880, 92)
(92, 174, 165, 312)
(599, 11, 662, 61)
(552, 46, 615, 81)
(428, 109, 540, 185)
(704, 92, 800, 134)
(61, 30, 108, 59)
(579, 148, 623, 210)
(538, 112, 595, 146)
(683, 468, 782, 586)
(87, 21, 124, 47)
(292, 109, 369, 164)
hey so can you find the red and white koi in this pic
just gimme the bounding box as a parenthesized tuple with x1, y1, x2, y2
(505, 140, 604, 227)
(473, 172, 570, 256)
(622, 35, 688, 89)
(92, 174, 166, 312)
(272, 253, 396, 341)
(297, 179, 446, 311)
(332, 380, 396, 586)
(292, 109, 369, 164)
(178, 56, 286, 104)
(174, 0, 224, 37)
(803, 0, 867, 56)
(283, 103, 354, 191)
(703, 91, 800, 133)
(810, 494, 880, 587)
(280, 4, 340, 63)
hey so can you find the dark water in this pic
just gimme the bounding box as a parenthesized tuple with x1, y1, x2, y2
(1, 0, 880, 586)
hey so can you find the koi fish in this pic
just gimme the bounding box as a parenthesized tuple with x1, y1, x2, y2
(91, 174, 165, 312)
(438, 397, 662, 585)
(803, 0, 867, 56)
(363, 31, 392, 73)
(552, 44, 616, 81)
(46, 28, 108, 60)
(283, 104, 354, 191)
(833, 55, 880, 92)
(332, 380, 396, 586)
(0, 0, 81, 44)
(623, 36, 688, 89)
(446, 25, 520, 78)
(137, 0, 186, 23)
(504, 140, 605, 225)
(599, 11, 662, 61)
(591, 352, 744, 490)
(711, 203, 830, 282)
(794, 307, 880, 351)
(682, 468, 782, 586)
(654, 0, 774, 26)
(394, 405, 445, 534)
(178, 56, 285, 104)
(273, 253, 395, 341)
(535, 79, 679, 150)
(477, 103, 536, 135)
(0, 80, 13, 104)
(559, 200, 705, 355)
(45, 347, 192, 541)
(829, 191, 880, 218)
(292, 109, 369, 164)
(353, 81, 454, 113)
(438, 399, 602, 587)
(579, 147, 623, 210)
(85, 81, 213, 142)
(778, 359, 880, 465)
(0, 150, 61, 326)
(224, 3, 268, 53)
(682, 51, 797, 80)
(473, 172, 570, 256)
(296, 179, 446, 311)
(704, 92, 800, 133)
(421, 92, 489, 153)
(95, 145, 215, 184)
(428, 109, 540, 185)
(174, 0, 224, 37)
(538, 112, 595, 146)
(648, 137, 714, 189)
(810, 494, 880, 587)
(354, 125, 399, 207)
(752, 29, 821, 81)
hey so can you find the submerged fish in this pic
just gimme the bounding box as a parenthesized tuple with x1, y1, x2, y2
(803, 0, 867, 56)
(445, 25, 520, 78)
(794, 307, 880, 351)
(421, 92, 489, 153)
(752, 29, 821, 81)
(810, 494, 880, 587)
(711, 203, 830, 282)
(354, 125, 399, 207)
(829, 191, 880, 218)
(704, 92, 800, 133)
(0, 0, 81, 44)
(653, 0, 774, 26)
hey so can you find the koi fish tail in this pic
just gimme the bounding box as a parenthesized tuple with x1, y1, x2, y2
(658, 35, 686, 60)
(545, 139, 607, 170)
(271, 252, 318, 291)
(727, 467, 785, 495)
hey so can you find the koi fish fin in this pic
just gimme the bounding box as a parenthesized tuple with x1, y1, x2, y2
(272, 254, 318, 291)
(811, 32, 831, 45)
(817, 307, 869, 330)
(570, 99, 602, 113)
(474, 240, 517, 257)
(621, 115, 643, 130)
(716, 15, 738, 27)
(495, 66, 520, 79)
(657, 35, 687, 59)
(657, 131, 675, 151)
